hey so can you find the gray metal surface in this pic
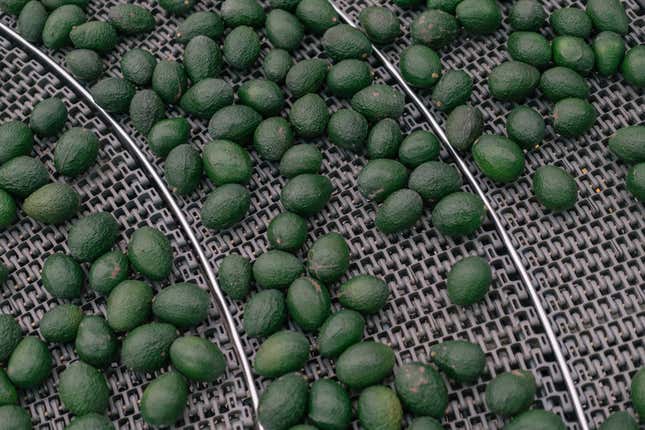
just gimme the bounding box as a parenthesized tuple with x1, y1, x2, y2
(0, 0, 643, 429)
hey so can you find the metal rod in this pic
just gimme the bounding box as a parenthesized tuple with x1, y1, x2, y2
(328, 4, 590, 430)
(0, 22, 261, 421)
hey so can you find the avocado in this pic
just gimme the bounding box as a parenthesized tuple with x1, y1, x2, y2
(69, 20, 118, 53)
(39, 304, 83, 343)
(0, 264, 8, 285)
(409, 417, 445, 430)
(456, 0, 501, 34)
(502, 409, 565, 430)
(295, 0, 338, 34)
(164, 144, 203, 195)
(338, 274, 389, 314)
(269, 0, 299, 11)
(632, 367, 645, 421)
(0, 121, 33, 165)
(244, 289, 287, 337)
(175, 11, 223, 43)
(152, 60, 187, 105)
(426, 0, 461, 13)
(41, 253, 83, 299)
(127, 226, 173, 280)
(399, 130, 440, 167)
(599, 411, 638, 430)
(352, 84, 405, 122)
(592, 32, 625, 76)
(550, 7, 592, 38)
(288, 94, 329, 138)
(539, 67, 589, 102)
(430, 340, 486, 383)
(65, 413, 114, 430)
(432, 191, 485, 237)
(0, 156, 48, 198)
(170, 336, 226, 382)
(180, 78, 233, 120)
(0, 368, 18, 406)
(507, 31, 551, 68)
(65, 49, 104, 81)
(553, 97, 596, 137)
(121, 322, 177, 372)
(0, 314, 22, 362)
(152, 282, 209, 328)
(41, 0, 88, 9)
(279, 144, 322, 178)
(586, 0, 629, 35)
(358, 385, 403, 430)
(367, 118, 402, 159)
(376, 189, 424, 234)
(58, 361, 109, 415)
(23, 183, 80, 225)
(17, 1, 47, 44)
(0, 405, 30, 430)
(267, 211, 307, 252)
(532, 165, 578, 211)
(147, 117, 190, 158)
(203, 140, 252, 186)
(54, 127, 100, 177)
(327, 59, 373, 99)
(485, 370, 536, 417)
(395, 362, 448, 418)
(68, 212, 119, 262)
(411, 9, 458, 49)
(409, 161, 463, 202)
(120, 48, 156, 86)
(266, 9, 304, 52)
(258, 373, 308, 430)
(306, 232, 349, 283)
(239, 79, 285, 117)
(75, 316, 117, 368)
(286, 277, 331, 331)
(1, 0, 27, 15)
(129, 90, 166, 135)
(317, 309, 364, 358)
(263, 49, 293, 83)
(328, 108, 369, 152)
(254, 330, 309, 377)
(552, 36, 595, 75)
(280, 173, 333, 217)
(220, 0, 265, 28)
(253, 249, 304, 289)
(141, 372, 188, 427)
(183, 36, 223, 83)
(358, 159, 408, 203)
(400, 44, 442, 88)
(322, 24, 372, 61)
(90, 77, 135, 114)
(0, 190, 16, 229)
(627, 163, 645, 202)
(42, 5, 86, 49)
(30, 97, 67, 137)
(609, 126, 645, 164)
(108, 4, 155, 35)
(488, 61, 540, 102)
(432, 70, 473, 111)
(286, 59, 329, 98)
(223, 25, 261, 70)
(359, 6, 401, 45)
(106, 280, 152, 332)
(446, 256, 492, 305)
(622, 46, 645, 89)
(506, 106, 545, 149)
(159, 0, 195, 15)
(509, 0, 546, 31)
(7, 336, 51, 388)
(208, 105, 263, 143)
(336, 341, 395, 389)
(307, 379, 352, 429)
(254, 117, 294, 162)
(217, 254, 252, 300)
(472, 134, 526, 183)
(88, 251, 128, 295)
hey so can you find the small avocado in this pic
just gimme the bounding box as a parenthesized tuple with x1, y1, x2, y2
(586, 0, 629, 35)
(627, 163, 645, 202)
(599, 411, 638, 430)
(23, 183, 80, 225)
(280, 173, 333, 217)
(400, 44, 442, 88)
(253, 250, 304, 290)
(307, 232, 350, 283)
(128, 226, 173, 281)
(183, 36, 223, 83)
(65, 49, 104, 82)
(244, 289, 287, 337)
(286, 277, 331, 332)
(550, 7, 592, 38)
(120, 48, 156, 86)
(285, 58, 329, 98)
(141, 372, 188, 427)
(553, 97, 596, 137)
(265, 9, 304, 52)
(75, 316, 118, 368)
(7, 336, 51, 389)
(506, 106, 545, 149)
(358, 385, 403, 430)
(509, 0, 546, 31)
(502, 409, 565, 430)
(239, 79, 285, 117)
(58, 361, 110, 416)
(164, 144, 203, 195)
(485, 370, 536, 417)
(129, 89, 166, 135)
(432, 192, 486, 237)
(317, 309, 364, 358)
(69, 20, 118, 53)
(308, 379, 352, 430)
(68, 212, 120, 262)
(426, 0, 461, 13)
(152, 282, 209, 328)
(289, 94, 329, 138)
(0, 405, 30, 430)
(180, 78, 233, 120)
(65, 413, 114, 430)
(608, 126, 645, 164)
(322, 24, 372, 61)
(39, 304, 83, 343)
(632, 368, 645, 421)
(203, 139, 252, 185)
(552, 36, 595, 75)
(0, 368, 18, 406)
(279, 144, 323, 178)
(409, 161, 462, 202)
(254, 330, 309, 377)
(411, 9, 458, 49)
(0, 314, 22, 362)
(358, 158, 408, 203)
(395, 362, 448, 418)
(339, 274, 389, 314)
(328, 108, 369, 152)
(352, 84, 405, 122)
(0, 121, 33, 165)
(88, 251, 128, 295)
(488, 61, 540, 102)
(159, 0, 195, 15)
(217, 254, 252, 300)
(430, 340, 486, 383)
(220, 0, 265, 28)
(367, 118, 402, 159)
(327, 59, 373, 99)
(592, 32, 625, 76)
(54, 127, 100, 177)
(147, 117, 190, 158)
(532, 165, 578, 211)
(295, 0, 338, 34)
(108, 4, 155, 35)
(0, 156, 49, 198)
(456, 0, 502, 35)
(432, 70, 473, 112)
(17, 0, 47, 44)
(106, 280, 153, 332)
(446, 256, 492, 306)
(42, 5, 86, 49)
(170, 336, 226, 382)
(376, 189, 424, 234)
(336, 341, 395, 389)
(258, 373, 308, 430)
(90, 77, 135, 114)
(359, 6, 401, 45)
(472, 134, 526, 183)
(262, 49, 293, 83)
(30, 97, 67, 137)
(121, 322, 177, 372)
(152, 60, 187, 105)
(539, 67, 589, 102)
(267, 211, 307, 252)
(399, 130, 440, 167)
(0, 190, 16, 229)
(409, 417, 445, 430)
(507, 31, 551, 68)
(622, 46, 645, 89)
(175, 11, 223, 43)
(41, 253, 83, 299)
(254, 117, 294, 162)
(208, 105, 262, 143)
(223, 25, 261, 70)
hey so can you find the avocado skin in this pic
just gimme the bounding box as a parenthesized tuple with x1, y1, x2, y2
(23, 183, 80, 225)
(327, 59, 372, 99)
(106, 280, 153, 332)
(128, 226, 173, 280)
(359, 6, 401, 45)
(532, 165, 577, 211)
(17, 1, 48, 44)
(220, 0, 265, 28)
(322, 24, 372, 61)
(159, 0, 196, 15)
(147, 117, 190, 158)
(152, 61, 187, 105)
(254, 117, 294, 162)
(447, 256, 491, 305)
(632, 368, 645, 421)
(626, 163, 645, 202)
(0, 405, 31, 430)
(426, 0, 461, 13)
(59, 361, 109, 416)
(0, 156, 49, 199)
(223, 25, 261, 70)
(180, 78, 233, 120)
(286, 59, 329, 98)
(152, 282, 210, 328)
(69, 21, 118, 53)
(328, 108, 369, 152)
(91, 77, 135, 114)
(307, 232, 350, 283)
(42, 5, 86, 49)
(0, 314, 22, 362)
(592, 32, 625, 76)
(287, 277, 331, 332)
(267, 212, 306, 252)
(507, 31, 551, 68)
(141, 372, 188, 427)
(472, 134, 526, 183)
(432, 70, 473, 111)
(317, 309, 364, 358)
(395, 362, 448, 418)
(203, 140, 252, 185)
(169, 336, 226, 382)
(502, 409, 566, 430)
(295, 0, 338, 35)
(308, 379, 352, 430)
(279, 144, 322, 178)
(263, 49, 292, 83)
(41, 253, 83, 299)
(432, 192, 485, 237)
(399, 130, 440, 167)
(289, 94, 329, 138)
(609, 126, 645, 164)
(54, 127, 100, 177)
(456, 0, 502, 35)
(409, 417, 444, 430)
(88, 251, 128, 295)
(358, 385, 403, 430)
(75, 316, 118, 368)
(7, 336, 51, 389)
(622, 46, 645, 89)
(539, 67, 589, 102)
(550, 7, 592, 38)
(30, 97, 67, 137)
(129, 90, 166, 135)
(485, 370, 537, 417)
(258, 373, 308, 430)
(281, 173, 332, 217)
(339, 275, 388, 315)
(586, 0, 629, 35)
(184, 36, 223, 83)
(217, 254, 252, 300)
(599, 411, 638, 430)
(39, 304, 83, 343)
(0, 190, 16, 228)
(254, 330, 309, 377)
(0, 368, 18, 406)
(165, 144, 203, 195)
(120, 48, 156, 86)
(336, 341, 395, 389)
(430, 340, 486, 383)
(0, 0, 28, 15)
(409, 161, 462, 202)
(252, 250, 304, 290)
(243, 289, 287, 337)
(208, 105, 262, 143)
(509, 0, 546, 31)
(265, 9, 304, 52)
(67, 212, 119, 262)
(239, 79, 285, 117)
(367, 118, 402, 159)
(553, 98, 596, 138)
(400, 44, 442, 88)
(506, 106, 545, 149)
(351, 84, 405, 122)
(108, 4, 155, 35)
(66, 413, 114, 430)
(358, 158, 408, 203)
(121, 322, 178, 372)
(376, 188, 424, 234)
(488, 61, 540, 102)
(65, 49, 104, 81)
(411, 9, 458, 49)
(175, 11, 223, 43)
(552, 36, 595, 75)
(0, 121, 33, 164)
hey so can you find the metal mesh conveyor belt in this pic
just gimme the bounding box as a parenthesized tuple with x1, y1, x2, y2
(0, 0, 643, 429)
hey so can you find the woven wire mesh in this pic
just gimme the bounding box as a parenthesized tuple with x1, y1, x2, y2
(0, 0, 643, 428)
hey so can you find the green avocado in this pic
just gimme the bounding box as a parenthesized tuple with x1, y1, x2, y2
(159, 0, 195, 15)
(152, 282, 209, 328)
(359, 6, 401, 45)
(367, 118, 402, 159)
(376, 189, 424, 234)
(550, 7, 592, 38)
(502, 409, 565, 430)
(289, 94, 329, 138)
(485, 370, 536, 417)
(23, 183, 80, 225)
(164, 144, 203, 195)
(0, 156, 48, 198)
(0, 121, 33, 165)
(432, 192, 486, 237)
(455, 0, 501, 34)
(253, 250, 304, 290)
(508, 0, 546, 31)
(336, 341, 395, 389)
(0, 190, 16, 229)
(180, 78, 233, 120)
(39, 304, 83, 343)
(41, 253, 83, 299)
(553, 97, 596, 137)
(622, 46, 645, 89)
(426, 0, 462, 13)
(254, 330, 309, 377)
(285, 59, 329, 98)
(69, 20, 118, 53)
(129, 89, 166, 135)
(243, 289, 287, 337)
(539, 67, 589, 102)
(120, 48, 156, 86)
(358, 385, 403, 430)
(254, 117, 294, 162)
(327, 59, 372, 99)
(88, 251, 128, 295)
(279, 144, 322, 178)
(75, 316, 117, 368)
(351, 84, 405, 122)
(358, 158, 408, 203)
(599, 411, 638, 430)
(106, 280, 153, 332)
(0, 368, 18, 406)
(152, 60, 187, 105)
(65, 413, 114, 430)
(507, 31, 551, 68)
(175, 11, 223, 43)
(90, 77, 135, 114)
(307, 232, 350, 284)
(446, 256, 492, 305)
(265, 9, 304, 52)
(17, 0, 47, 43)
(308, 379, 352, 430)
(121, 322, 178, 372)
(552, 36, 595, 75)
(42, 5, 86, 49)
(339, 274, 389, 314)
(208, 105, 262, 143)
(270, 0, 300, 11)
(220, 0, 265, 28)
(488, 61, 540, 102)
(263, 49, 293, 83)
(203, 139, 252, 185)
(328, 108, 369, 152)
(317, 309, 364, 358)
(170, 336, 226, 382)
(400, 44, 442, 88)
(184, 35, 223, 83)
(322, 24, 372, 61)
(408, 417, 445, 430)
(586, 0, 629, 35)
(68, 212, 120, 262)
(506, 106, 545, 149)
(58, 361, 109, 416)
(223, 25, 261, 70)
(141, 372, 188, 427)
(0, 405, 30, 430)
(147, 117, 190, 158)
(7, 336, 51, 389)
(432, 70, 473, 111)
(411, 9, 458, 49)
(239, 79, 285, 117)
(295, 0, 338, 34)
(30, 97, 67, 137)
(472, 134, 526, 183)
(54, 127, 100, 177)
(267, 211, 307, 252)
(626, 163, 645, 202)
(108, 4, 155, 35)
(409, 161, 462, 202)
(286, 277, 331, 332)
(632, 368, 645, 421)
(280, 173, 333, 217)
(430, 340, 486, 383)
(608, 126, 645, 164)
(217, 254, 252, 300)
(592, 32, 625, 76)
(258, 373, 308, 430)
(65, 49, 104, 81)
(395, 362, 448, 418)
(532, 165, 578, 211)
(399, 130, 440, 167)
(128, 226, 173, 281)
(0, 314, 22, 362)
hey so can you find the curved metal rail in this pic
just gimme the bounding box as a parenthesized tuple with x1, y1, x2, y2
(0, 21, 261, 423)
(328, 4, 590, 430)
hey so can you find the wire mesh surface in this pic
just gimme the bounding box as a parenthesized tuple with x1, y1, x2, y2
(0, 0, 643, 429)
